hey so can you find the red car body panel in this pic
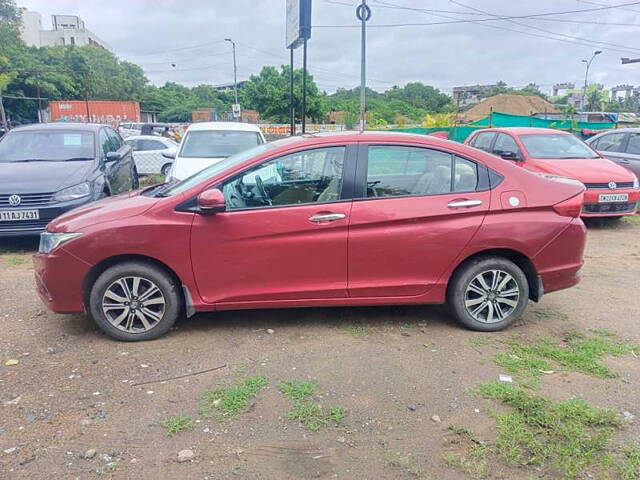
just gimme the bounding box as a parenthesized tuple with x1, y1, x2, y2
(465, 127, 639, 217)
(34, 132, 587, 317)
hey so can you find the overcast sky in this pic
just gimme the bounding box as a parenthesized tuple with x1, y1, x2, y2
(16, 0, 640, 95)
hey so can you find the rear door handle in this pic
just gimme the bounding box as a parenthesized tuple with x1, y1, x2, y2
(308, 213, 346, 223)
(448, 199, 483, 208)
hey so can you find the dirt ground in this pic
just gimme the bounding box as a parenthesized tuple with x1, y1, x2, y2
(1, 217, 639, 479)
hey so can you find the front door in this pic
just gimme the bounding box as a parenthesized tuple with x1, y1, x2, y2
(348, 144, 490, 297)
(190, 145, 354, 305)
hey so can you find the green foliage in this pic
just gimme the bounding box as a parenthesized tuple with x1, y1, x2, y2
(278, 380, 318, 400)
(340, 324, 368, 337)
(200, 375, 268, 418)
(279, 379, 345, 431)
(159, 415, 194, 436)
(479, 81, 548, 101)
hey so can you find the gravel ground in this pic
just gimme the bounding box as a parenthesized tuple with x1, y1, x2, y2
(1, 217, 639, 479)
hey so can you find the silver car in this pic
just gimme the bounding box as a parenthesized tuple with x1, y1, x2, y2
(585, 128, 640, 180)
(124, 135, 178, 176)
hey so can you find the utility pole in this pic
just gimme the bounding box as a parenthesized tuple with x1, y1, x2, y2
(301, 38, 307, 133)
(356, 0, 371, 132)
(289, 47, 295, 135)
(0, 88, 9, 132)
(581, 50, 602, 110)
(224, 38, 239, 120)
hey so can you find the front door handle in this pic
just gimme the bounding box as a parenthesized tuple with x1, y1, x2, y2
(448, 199, 483, 209)
(308, 213, 346, 223)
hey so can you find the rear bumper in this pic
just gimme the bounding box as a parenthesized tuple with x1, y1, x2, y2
(0, 197, 92, 237)
(534, 217, 586, 295)
(581, 189, 639, 217)
(33, 248, 91, 313)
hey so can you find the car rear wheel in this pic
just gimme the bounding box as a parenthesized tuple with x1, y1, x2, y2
(448, 257, 529, 332)
(161, 163, 172, 177)
(89, 261, 182, 341)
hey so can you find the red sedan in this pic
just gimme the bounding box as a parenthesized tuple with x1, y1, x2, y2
(465, 127, 640, 217)
(34, 132, 586, 341)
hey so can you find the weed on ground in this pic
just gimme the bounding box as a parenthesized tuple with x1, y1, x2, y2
(340, 324, 369, 337)
(6, 256, 27, 266)
(278, 379, 344, 431)
(159, 415, 194, 436)
(200, 375, 268, 418)
(384, 449, 426, 479)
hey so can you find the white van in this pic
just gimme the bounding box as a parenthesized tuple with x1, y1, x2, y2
(164, 122, 265, 181)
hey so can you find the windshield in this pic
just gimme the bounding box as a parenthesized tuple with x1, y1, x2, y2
(0, 130, 95, 162)
(156, 142, 276, 197)
(178, 130, 262, 158)
(519, 134, 599, 159)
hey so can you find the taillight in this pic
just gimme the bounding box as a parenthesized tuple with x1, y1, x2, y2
(553, 192, 584, 217)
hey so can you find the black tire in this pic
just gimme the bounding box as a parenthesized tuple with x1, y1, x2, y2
(447, 256, 529, 332)
(88, 261, 182, 341)
(161, 163, 172, 177)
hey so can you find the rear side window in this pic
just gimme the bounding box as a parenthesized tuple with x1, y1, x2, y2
(625, 133, 640, 155)
(139, 139, 166, 151)
(470, 132, 495, 152)
(493, 134, 520, 157)
(595, 132, 626, 152)
(365, 146, 478, 197)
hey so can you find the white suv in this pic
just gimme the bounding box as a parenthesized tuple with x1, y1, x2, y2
(164, 122, 265, 181)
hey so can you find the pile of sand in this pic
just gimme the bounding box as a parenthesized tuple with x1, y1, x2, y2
(460, 94, 560, 122)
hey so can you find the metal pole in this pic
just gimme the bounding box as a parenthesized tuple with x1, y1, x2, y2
(232, 42, 238, 107)
(36, 72, 42, 123)
(0, 88, 9, 132)
(302, 37, 307, 134)
(581, 61, 590, 111)
(290, 47, 295, 135)
(359, 0, 367, 132)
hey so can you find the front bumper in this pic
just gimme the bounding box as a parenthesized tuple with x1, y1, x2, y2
(33, 247, 91, 313)
(581, 188, 639, 217)
(0, 197, 92, 237)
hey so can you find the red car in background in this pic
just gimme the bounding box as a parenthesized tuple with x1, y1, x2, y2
(466, 127, 640, 218)
(34, 132, 586, 341)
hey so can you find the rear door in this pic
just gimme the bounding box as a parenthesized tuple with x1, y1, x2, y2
(190, 144, 356, 305)
(347, 144, 491, 297)
(621, 132, 640, 179)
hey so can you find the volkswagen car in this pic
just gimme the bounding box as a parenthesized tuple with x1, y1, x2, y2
(34, 132, 586, 341)
(0, 123, 138, 236)
(466, 127, 639, 218)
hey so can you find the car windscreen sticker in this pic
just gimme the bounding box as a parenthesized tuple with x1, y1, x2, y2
(64, 134, 83, 146)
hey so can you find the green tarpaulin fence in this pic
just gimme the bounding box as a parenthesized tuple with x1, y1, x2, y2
(389, 111, 615, 142)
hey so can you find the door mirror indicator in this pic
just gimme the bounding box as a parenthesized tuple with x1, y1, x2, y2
(197, 188, 226, 214)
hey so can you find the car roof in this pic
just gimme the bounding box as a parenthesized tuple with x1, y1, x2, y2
(125, 135, 174, 141)
(186, 122, 262, 132)
(10, 122, 106, 132)
(476, 127, 570, 135)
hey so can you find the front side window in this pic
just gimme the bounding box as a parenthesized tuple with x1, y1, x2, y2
(0, 130, 95, 162)
(221, 146, 345, 210)
(470, 132, 495, 152)
(594, 132, 626, 153)
(366, 146, 477, 197)
(179, 130, 262, 159)
(519, 134, 599, 159)
(626, 133, 640, 155)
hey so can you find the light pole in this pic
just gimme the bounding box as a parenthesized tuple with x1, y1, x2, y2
(581, 50, 602, 110)
(224, 38, 239, 118)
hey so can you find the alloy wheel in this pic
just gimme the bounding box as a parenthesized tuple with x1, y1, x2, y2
(464, 269, 520, 323)
(101, 276, 166, 333)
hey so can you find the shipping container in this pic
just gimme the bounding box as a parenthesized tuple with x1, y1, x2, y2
(49, 101, 140, 128)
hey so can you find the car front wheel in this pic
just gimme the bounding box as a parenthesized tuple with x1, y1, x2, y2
(448, 257, 529, 332)
(89, 261, 181, 341)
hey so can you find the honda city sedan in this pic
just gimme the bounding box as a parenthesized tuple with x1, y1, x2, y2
(34, 132, 587, 341)
(466, 127, 639, 217)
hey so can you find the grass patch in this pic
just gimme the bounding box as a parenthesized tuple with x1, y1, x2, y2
(6, 256, 27, 266)
(96, 462, 119, 474)
(442, 426, 490, 478)
(383, 450, 426, 479)
(618, 447, 640, 480)
(278, 380, 317, 400)
(200, 375, 268, 418)
(622, 213, 640, 225)
(159, 415, 194, 436)
(279, 379, 345, 431)
(340, 324, 368, 337)
(494, 331, 639, 385)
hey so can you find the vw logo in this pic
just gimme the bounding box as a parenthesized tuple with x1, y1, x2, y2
(608, 182, 617, 190)
(8, 194, 21, 207)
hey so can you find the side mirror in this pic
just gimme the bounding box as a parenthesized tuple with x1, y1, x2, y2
(106, 151, 122, 162)
(498, 150, 520, 161)
(162, 150, 176, 159)
(197, 188, 226, 214)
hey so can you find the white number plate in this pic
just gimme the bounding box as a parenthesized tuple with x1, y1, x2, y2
(0, 209, 40, 221)
(598, 194, 628, 203)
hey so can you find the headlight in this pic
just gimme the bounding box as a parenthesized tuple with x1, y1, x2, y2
(39, 232, 82, 254)
(634, 177, 639, 189)
(52, 182, 91, 202)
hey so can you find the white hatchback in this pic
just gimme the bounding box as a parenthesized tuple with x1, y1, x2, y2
(124, 135, 179, 176)
(164, 122, 265, 181)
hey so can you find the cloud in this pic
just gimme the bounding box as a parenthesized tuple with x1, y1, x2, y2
(17, 0, 640, 95)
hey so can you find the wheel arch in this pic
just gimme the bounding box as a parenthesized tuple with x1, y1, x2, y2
(82, 254, 185, 309)
(447, 248, 542, 302)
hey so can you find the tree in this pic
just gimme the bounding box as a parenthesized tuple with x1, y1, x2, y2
(242, 65, 325, 122)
